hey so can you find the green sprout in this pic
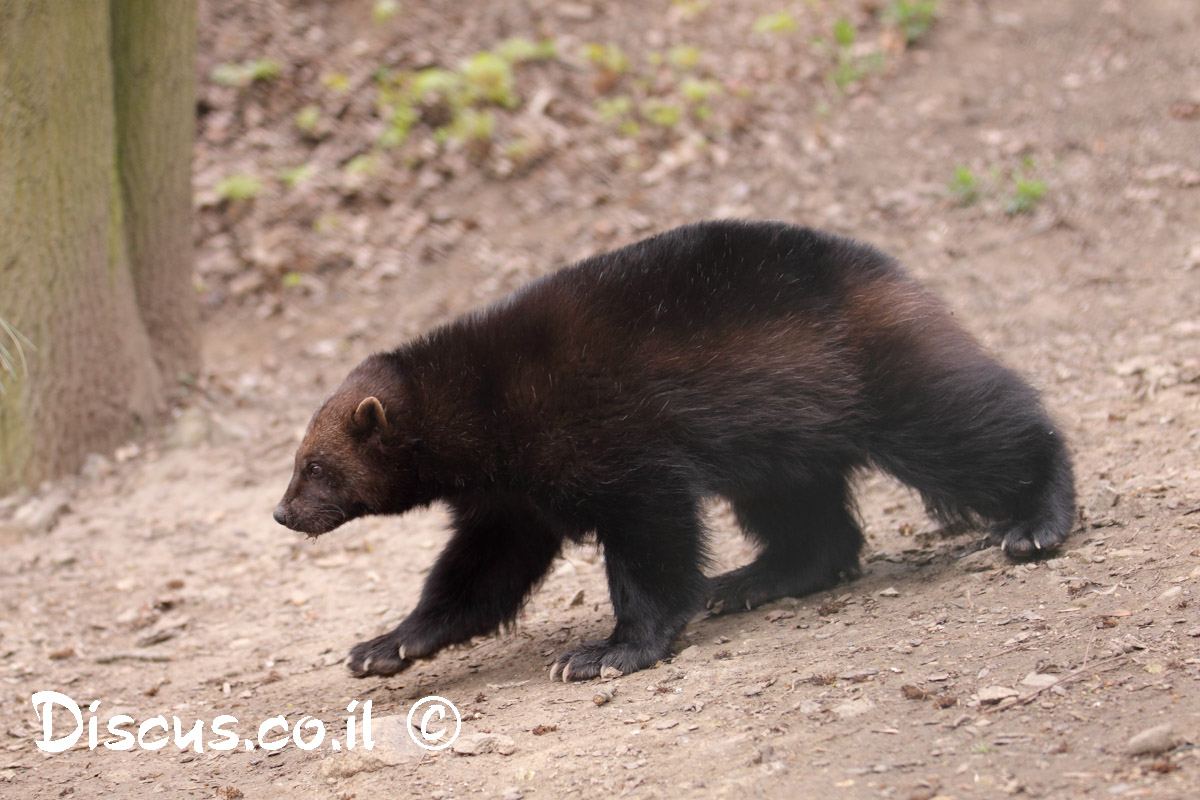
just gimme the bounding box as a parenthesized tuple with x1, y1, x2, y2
(372, 0, 399, 23)
(321, 72, 351, 93)
(278, 164, 314, 188)
(294, 105, 322, 136)
(832, 17, 857, 47)
(214, 173, 262, 202)
(494, 37, 558, 63)
(667, 45, 703, 70)
(1006, 176, 1047, 215)
(881, 1, 939, 44)
(210, 58, 282, 88)
(948, 165, 979, 206)
(641, 98, 683, 128)
(461, 52, 519, 108)
(753, 11, 797, 35)
(582, 43, 631, 76)
(595, 95, 634, 122)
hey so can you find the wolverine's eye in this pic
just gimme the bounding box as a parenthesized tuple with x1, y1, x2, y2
(307, 463, 323, 477)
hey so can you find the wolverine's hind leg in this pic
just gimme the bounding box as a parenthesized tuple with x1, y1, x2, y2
(708, 476, 864, 613)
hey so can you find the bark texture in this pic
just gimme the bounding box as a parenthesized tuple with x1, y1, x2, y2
(0, 1, 197, 491)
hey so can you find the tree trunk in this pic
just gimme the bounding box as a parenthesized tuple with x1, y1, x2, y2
(0, 1, 197, 492)
(113, 0, 200, 383)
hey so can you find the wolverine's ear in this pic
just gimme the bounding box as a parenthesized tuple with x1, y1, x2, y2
(351, 396, 388, 436)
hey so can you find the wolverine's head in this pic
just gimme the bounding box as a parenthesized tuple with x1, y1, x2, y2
(273, 356, 416, 535)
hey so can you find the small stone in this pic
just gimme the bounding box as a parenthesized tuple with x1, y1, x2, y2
(451, 732, 516, 756)
(978, 686, 1019, 704)
(832, 697, 874, 718)
(12, 488, 71, 535)
(1127, 723, 1179, 756)
(317, 715, 424, 778)
(80, 453, 113, 480)
(878, 587, 901, 598)
(168, 407, 211, 448)
(1020, 673, 1059, 689)
(797, 699, 821, 714)
(653, 719, 679, 730)
(958, 549, 1000, 572)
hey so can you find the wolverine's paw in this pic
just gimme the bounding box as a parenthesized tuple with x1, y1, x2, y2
(549, 639, 664, 682)
(989, 520, 1067, 560)
(707, 561, 858, 614)
(347, 634, 415, 678)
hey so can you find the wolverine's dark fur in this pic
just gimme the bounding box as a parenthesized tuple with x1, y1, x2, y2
(274, 220, 1075, 681)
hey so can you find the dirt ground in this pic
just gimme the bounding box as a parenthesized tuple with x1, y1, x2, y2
(3, 0, 1199, 797)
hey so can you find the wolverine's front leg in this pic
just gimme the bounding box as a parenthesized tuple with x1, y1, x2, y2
(348, 496, 561, 677)
(551, 492, 708, 681)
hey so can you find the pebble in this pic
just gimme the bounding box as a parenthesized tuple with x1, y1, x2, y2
(317, 715, 424, 779)
(1020, 673, 1059, 688)
(878, 587, 900, 598)
(1126, 723, 1179, 756)
(832, 697, 875, 718)
(978, 686, 1019, 704)
(452, 732, 516, 756)
(11, 488, 71, 535)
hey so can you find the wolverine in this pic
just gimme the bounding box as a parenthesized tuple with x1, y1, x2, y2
(274, 220, 1075, 682)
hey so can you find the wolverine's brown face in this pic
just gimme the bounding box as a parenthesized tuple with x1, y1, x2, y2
(274, 357, 417, 535)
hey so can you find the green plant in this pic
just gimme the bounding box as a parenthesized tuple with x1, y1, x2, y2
(666, 45, 702, 70)
(832, 17, 857, 47)
(372, 0, 399, 23)
(0, 317, 34, 393)
(824, 19, 884, 91)
(321, 72, 351, 93)
(294, 105, 322, 135)
(753, 11, 797, 35)
(494, 37, 557, 63)
(1006, 175, 1047, 214)
(438, 108, 495, 149)
(881, 1, 939, 44)
(948, 165, 979, 206)
(640, 98, 683, 128)
(279, 164, 314, 188)
(670, 0, 710, 19)
(595, 95, 634, 122)
(210, 58, 281, 88)
(344, 154, 378, 176)
(461, 52, 519, 108)
(679, 77, 721, 102)
(214, 173, 262, 201)
(582, 42, 631, 77)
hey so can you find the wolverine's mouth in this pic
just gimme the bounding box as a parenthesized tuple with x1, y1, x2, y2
(272, 504, 351, 535)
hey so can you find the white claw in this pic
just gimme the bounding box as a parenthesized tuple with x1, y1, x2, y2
(561, 663, 572, 683)
(1000, 539, 1008, 552)
(1034, 540, 1042, 550)
(549, 662, 562, 682)
(361, 658, 372, 674)
(398, 645, 407, 661)
(745, 599, 752, 611)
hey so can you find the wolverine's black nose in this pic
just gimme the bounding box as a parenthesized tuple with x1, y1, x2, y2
(273, 506, 288, 527)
